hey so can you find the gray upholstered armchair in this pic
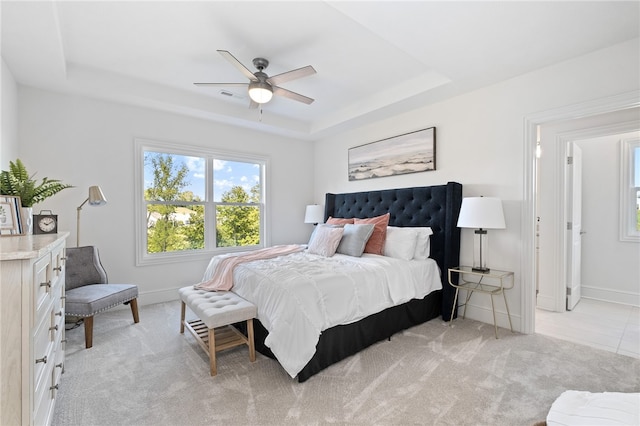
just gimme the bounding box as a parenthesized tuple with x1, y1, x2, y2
(65, 246, 139, 348)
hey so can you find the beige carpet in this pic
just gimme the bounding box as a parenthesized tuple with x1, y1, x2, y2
(53, 301, 640, 426)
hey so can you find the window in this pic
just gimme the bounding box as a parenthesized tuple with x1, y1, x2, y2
(134, 139, 268, 265)
(620, 137, 640, 242)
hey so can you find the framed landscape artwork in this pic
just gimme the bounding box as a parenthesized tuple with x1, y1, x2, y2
(0, 195, 24, 236)
(348, 127, 436, 181)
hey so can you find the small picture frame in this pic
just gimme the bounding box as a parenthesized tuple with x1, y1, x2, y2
(0, 196, 24, 236)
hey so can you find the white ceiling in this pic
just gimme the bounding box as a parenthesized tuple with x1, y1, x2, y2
(2, 1, 638, 140)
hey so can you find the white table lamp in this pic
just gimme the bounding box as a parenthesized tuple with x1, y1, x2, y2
(457, 197, 505, 273)
(304, 204, 324, 225)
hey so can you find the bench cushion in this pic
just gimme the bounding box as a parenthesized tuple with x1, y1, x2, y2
(66, 284, 138, 317)
(179, 287, 256, 329)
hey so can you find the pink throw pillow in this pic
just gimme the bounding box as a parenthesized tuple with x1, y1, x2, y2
(354, 213, 390, 255)
(326, 217, 355, 225)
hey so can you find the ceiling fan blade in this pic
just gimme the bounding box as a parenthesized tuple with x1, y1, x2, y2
(267, 65, 316, 86)
(194, 82, 248, 87)
(272, 86, 314, 104)
(217, 50, 258, 82)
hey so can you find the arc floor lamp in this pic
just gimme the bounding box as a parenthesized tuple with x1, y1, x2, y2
(76, 185, 107, 247)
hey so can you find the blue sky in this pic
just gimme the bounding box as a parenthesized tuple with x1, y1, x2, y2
(144, 153, 260, 202)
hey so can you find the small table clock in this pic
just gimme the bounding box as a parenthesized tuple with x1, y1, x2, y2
(33, 210, 58, 235)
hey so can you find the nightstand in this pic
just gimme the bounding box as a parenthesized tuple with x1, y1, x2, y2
(448, 266, 514, 338)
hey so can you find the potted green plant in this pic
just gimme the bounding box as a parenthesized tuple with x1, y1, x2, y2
(0, 159, 73, 234)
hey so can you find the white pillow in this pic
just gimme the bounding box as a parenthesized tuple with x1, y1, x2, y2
(383, 227, 418, 260)
(307, 225, 344, 257)
(386, 226, 433, 259)
(412, 227, 433, 259)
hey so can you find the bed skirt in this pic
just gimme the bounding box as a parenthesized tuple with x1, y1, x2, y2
(250, 289, 442, 382)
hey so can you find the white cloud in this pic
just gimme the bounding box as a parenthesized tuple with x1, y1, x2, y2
(213, 159, 226, 171)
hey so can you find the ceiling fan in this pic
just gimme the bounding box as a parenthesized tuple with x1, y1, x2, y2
(195, 50, 317, 108)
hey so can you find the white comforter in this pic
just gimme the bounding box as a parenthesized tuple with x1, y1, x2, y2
(202, 248, 442, 378)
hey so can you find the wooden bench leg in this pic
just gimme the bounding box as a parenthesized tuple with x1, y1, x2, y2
(180, 301, 186, 334)
(129, 298, 140, 324)
(247, 319, 255, 363)
(84, 316, 94, 349)
(208, 328, 217, 376)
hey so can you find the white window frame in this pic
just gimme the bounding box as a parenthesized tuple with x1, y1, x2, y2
(619, 137, 640, 242)
(134, 138, 269, 266)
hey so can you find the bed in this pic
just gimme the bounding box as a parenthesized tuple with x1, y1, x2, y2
(202, 182, 462, 382)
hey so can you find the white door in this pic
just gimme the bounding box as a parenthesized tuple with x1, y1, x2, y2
(566, 142, 583, 310)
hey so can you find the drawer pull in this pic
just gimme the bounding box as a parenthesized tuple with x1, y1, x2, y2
(55, 363, 64, 369)
(53, 266, 62, 272)
(40, 281, 51, 289)
(36, 355, 47, 364)
(49, 325, 59, 331)
(55, 311, 63, 317)
(50, 384, 59, 391)
(61, 257, 67, 261)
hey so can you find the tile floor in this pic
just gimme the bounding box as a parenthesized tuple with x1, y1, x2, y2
(536, 298, 640, 359)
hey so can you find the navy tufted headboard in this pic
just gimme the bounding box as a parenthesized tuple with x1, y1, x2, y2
(324, 181, 462, 320)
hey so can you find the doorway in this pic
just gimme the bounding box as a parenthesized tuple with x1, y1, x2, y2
(521, 91, 640, 335)
(536, 124, 640, 313)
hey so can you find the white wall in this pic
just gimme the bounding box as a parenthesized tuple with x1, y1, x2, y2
(17, 87, 315, 304)
(1, 57, 19, 168)
(578, 132, 640, 305)
(313, 38, 640, 332)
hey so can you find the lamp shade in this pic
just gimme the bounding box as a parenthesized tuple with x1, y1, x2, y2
(87, 185, 107, 206)
(304, 204, 324, 224)
(248, 81, 273, 104)
(457, 197, 505, 229)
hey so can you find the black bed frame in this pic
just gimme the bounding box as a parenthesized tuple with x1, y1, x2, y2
(253, 182, 462, 382)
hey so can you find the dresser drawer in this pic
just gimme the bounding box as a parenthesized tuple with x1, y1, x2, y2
(33, 312, 54, 389)
(33, 363, 55, 426)
(32, 337, 54, 426)
(52, 295, 64, 340)
(33, 253, 52, 320)
(50, 243, 65, 294)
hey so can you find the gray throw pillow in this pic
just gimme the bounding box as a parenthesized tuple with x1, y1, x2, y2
(336, 223, 375, 257)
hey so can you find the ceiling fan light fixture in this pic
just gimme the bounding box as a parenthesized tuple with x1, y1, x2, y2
(248, 81, 273, 104)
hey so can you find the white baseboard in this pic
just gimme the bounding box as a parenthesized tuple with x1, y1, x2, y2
(582, 285, 640, 307)
(535, 294, 556, 311)
(104, 287, 181, 312)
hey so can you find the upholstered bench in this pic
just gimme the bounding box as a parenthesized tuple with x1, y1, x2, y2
(178, 286, 257, 376)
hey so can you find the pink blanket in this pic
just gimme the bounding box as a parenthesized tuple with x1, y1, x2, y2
(194, 245, 304, 291)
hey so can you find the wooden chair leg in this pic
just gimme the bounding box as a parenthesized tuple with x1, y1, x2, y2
(208, 328, 217, 376)
(84, 316, 94, 349)
(247, 319, 255, 363)
(180, 301, 186, 334)
(129, 298, 140, 323)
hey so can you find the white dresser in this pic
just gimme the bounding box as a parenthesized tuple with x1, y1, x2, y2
(1, 233, 68, 426)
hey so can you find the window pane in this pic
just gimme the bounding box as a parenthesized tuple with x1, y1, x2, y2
(213, 160, 261, 202)
(634, 146, 640, 187)
(147, 204, 204, 253)
(144, 151, 205, 201)
(216, 205, 260, 247)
